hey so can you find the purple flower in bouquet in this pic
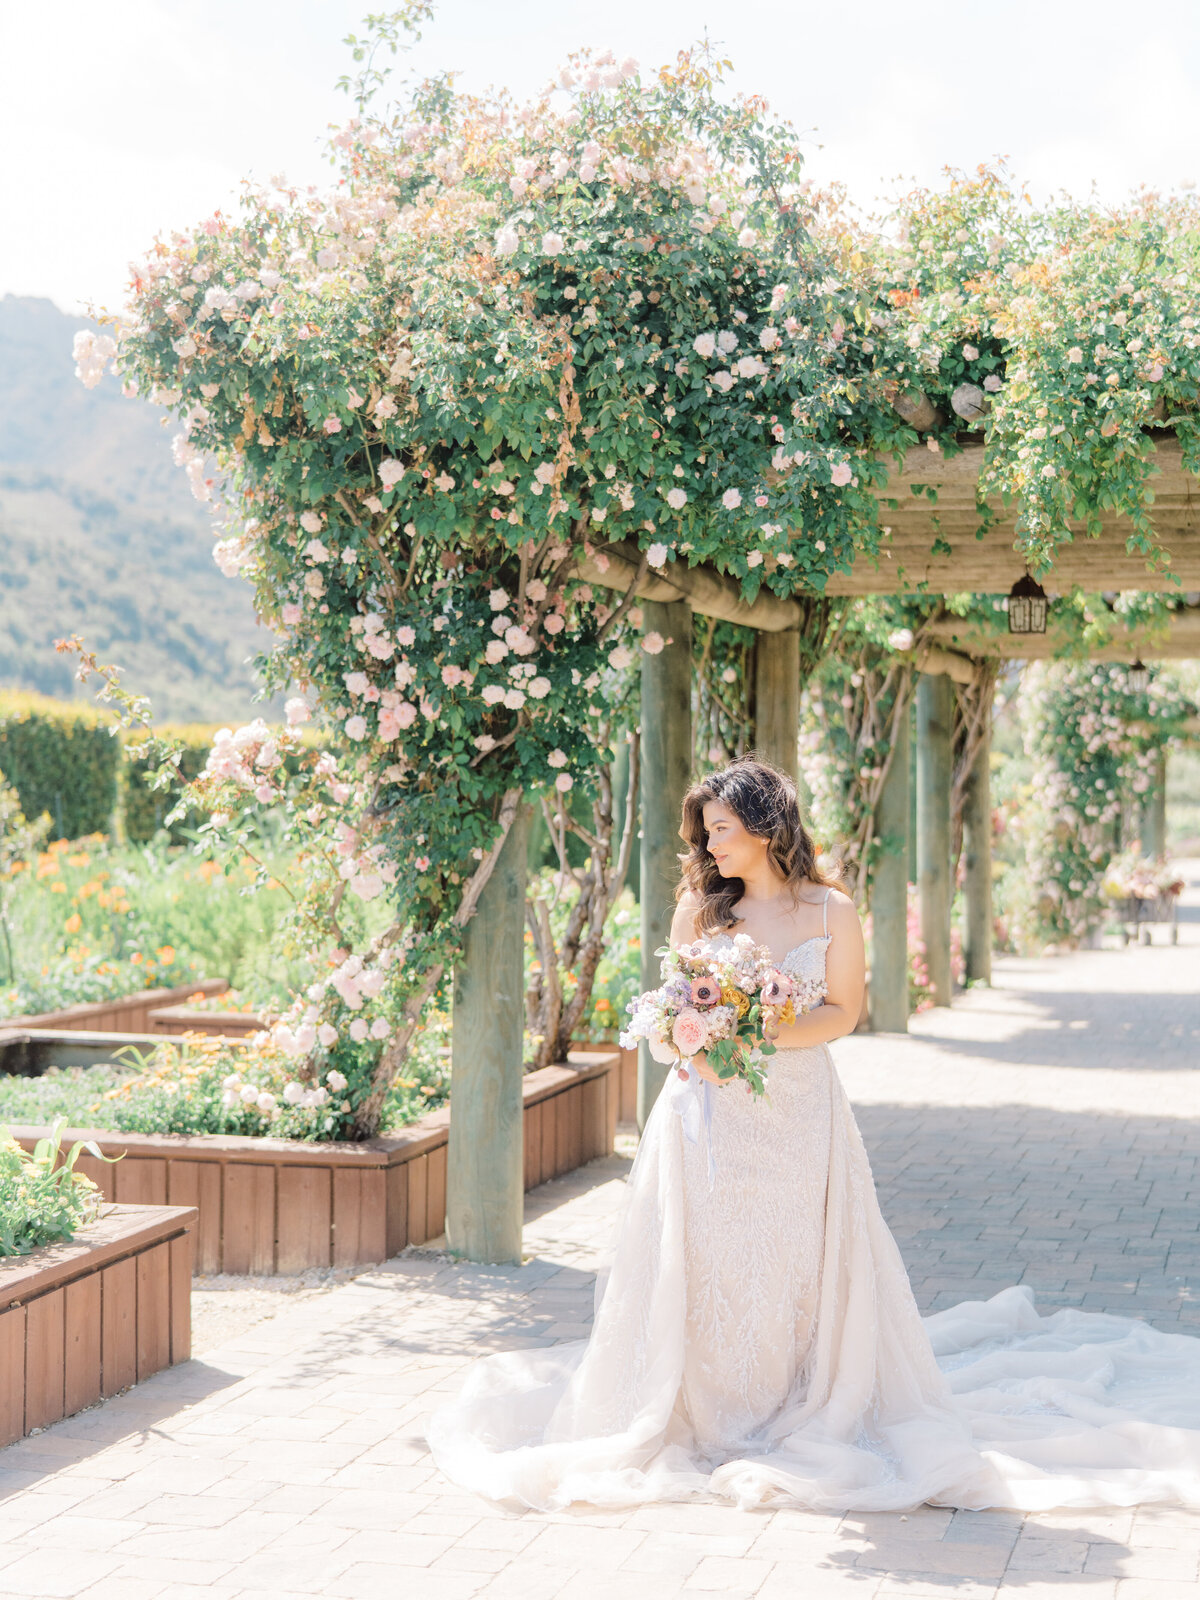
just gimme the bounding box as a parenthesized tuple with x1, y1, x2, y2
(690, 976, 721, 1008)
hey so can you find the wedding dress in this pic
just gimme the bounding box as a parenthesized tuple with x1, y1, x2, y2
(428, 892, 1200, 1513)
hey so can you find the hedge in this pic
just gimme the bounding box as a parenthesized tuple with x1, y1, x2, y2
(0, 693, 119, 840)
(0, 693, 220, 844)
(0, 693, 301, 845)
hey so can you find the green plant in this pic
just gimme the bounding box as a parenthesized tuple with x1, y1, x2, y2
(0, 693, 119, 841)
(0, 1065, 132, 1128)
(0, 770, 51, 988)
(0, 834, 309, 1019)
(0, 1028, 452, 1142)
(574, 891, 642, 1041)
(0, 1121, 110, 1256)
(121, 728, 214, 844)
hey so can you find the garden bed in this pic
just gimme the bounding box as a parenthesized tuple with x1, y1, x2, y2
(1, 980, 228, 1037)
(0, 1030, 167, 1077)
(0, 1202, 196, 1448)
(9, 1050, 618, 1276)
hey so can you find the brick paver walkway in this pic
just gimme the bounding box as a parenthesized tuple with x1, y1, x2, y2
(1, 865, 1197, 1599)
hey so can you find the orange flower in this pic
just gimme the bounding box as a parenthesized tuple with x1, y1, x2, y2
(130, 952, 143, 964)
(156, 946, 176, 965)
(50, 882, 67, 895)
(64, 913, 82, 934)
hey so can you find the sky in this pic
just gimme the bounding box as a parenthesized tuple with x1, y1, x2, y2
(3, 0, 1200, 316)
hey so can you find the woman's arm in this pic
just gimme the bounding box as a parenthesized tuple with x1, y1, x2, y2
(770, 889, 865, 1049)
(668, 892, 700, 949)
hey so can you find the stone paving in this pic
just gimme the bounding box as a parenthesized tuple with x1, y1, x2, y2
(0, 866, 1197, 1599)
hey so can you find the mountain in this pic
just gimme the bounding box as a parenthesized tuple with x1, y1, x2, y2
(0, 295, 268, 721)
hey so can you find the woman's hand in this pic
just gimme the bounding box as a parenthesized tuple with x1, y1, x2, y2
(677, 1052, 725, 1086)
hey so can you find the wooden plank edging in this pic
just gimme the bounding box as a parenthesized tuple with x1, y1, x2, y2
(1, 980, 228, 1035)
(0, 1203, 196, 1448)
(9, 1051, 618, 1273)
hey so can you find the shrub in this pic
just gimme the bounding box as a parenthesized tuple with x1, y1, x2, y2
(0, 1122, 107, 1256)
(0, 693, 119, 841)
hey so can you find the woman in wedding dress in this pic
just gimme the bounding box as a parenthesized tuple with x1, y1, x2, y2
(428, 759, 1200, 1513)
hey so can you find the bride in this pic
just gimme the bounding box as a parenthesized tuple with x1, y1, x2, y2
(428, 758, 1200, 1512)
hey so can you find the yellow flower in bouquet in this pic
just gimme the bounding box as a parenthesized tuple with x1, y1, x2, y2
(720, 982, 750, 1018)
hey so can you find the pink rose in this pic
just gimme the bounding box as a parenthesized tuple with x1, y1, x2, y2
(672, 1008, 709, 1057)
(830, 461, 853, 487)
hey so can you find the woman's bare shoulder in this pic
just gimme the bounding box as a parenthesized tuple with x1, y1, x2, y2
(825, 882, 857, 913)
(671, 889, 702, 944)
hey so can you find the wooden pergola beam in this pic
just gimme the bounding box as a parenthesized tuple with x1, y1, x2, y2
(925, 609, 1200, 661)
(578, 541, 803, 632)
(583, 435, 1200, 618)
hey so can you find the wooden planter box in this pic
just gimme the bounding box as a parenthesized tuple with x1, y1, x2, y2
(11, 1050, 618, 1277)
(149, 1005, 268, 1039)
(575, 1039, 637, 1125)
(1, 980, 228, 1038)
(0, 1203, 196, 1448)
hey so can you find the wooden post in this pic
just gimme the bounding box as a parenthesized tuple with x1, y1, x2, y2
(1144, 750, 1168, 859)
(869, 696, 910, 1032)
(916, 673, 953, 1007)
(753, 628, 800, 785)
(447, 805, 529, 1264)
(962, 697, 994, 986)
(638, 599, 692, 1129)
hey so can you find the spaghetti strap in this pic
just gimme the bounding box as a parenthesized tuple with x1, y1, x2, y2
(822, 886, 832, 936)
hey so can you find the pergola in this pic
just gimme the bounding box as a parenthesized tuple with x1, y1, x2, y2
(582, 435, 1200, 1121)
(451, 431, 1199, 1258)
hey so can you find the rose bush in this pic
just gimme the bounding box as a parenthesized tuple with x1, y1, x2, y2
(1016, 662, 1193, 946)
(72, 29, 899, 1135)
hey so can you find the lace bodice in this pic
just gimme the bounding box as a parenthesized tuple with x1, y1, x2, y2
(708, 891, 833, 1015)
(778, 933, 832, 1012)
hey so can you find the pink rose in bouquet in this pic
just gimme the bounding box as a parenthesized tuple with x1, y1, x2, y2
(672, 1008, 710, 1057)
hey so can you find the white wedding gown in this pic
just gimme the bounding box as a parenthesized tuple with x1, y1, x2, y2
(428, 910, 1200, 1513)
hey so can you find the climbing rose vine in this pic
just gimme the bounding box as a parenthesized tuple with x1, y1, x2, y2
(71, 18, 1200, 1135)
(1016, 662, 1193, 947)
(76, 42, 898, 1134)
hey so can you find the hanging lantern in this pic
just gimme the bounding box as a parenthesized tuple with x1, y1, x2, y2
(1006, 573, 1049, 635)
(1127, 658, 1150, 692)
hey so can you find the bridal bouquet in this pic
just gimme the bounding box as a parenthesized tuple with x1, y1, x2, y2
(620, 933, 800, 1095)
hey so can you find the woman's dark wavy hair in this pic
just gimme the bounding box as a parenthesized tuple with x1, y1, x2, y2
(677, 757, 833, 936)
